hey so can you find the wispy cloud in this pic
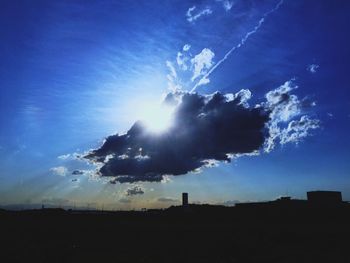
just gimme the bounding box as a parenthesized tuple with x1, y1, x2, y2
(177, 45, 191, 71)
(191, 0, 284, 92)
(307, 64, 319, 73)
(216, 0, 234, 11)
(183, 44, 191, 51)
(42, 197, 70, 206)
(50, 166, 68, 176)
(191, 48, 215, 82)
(166, 60, 177, 79)
(157, 197, 179, 203)
(186, 6, 213, 23)
(119, 198, 131, 203)
(279, 116, 320, 145)
(166, 60, 181, 91)
(58, 154, 71, 160)
(57, 152, 81, 161)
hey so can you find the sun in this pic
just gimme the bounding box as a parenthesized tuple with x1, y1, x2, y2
(121, 92, 176, 134)
(140, 103, 175, 133)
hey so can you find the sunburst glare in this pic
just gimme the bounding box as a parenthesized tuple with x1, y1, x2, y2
(138, 102, 175, 133)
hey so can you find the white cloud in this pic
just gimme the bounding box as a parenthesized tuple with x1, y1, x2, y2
(214, 89, 251, 107)
(186, 6, 196, 17)
(117, 154, 129, 160)
(233, 89, 252, 107)
(186, 6, 213, 23)
(216, 0, 234, 11)
(176, 52, 189, 70)
(279, 115, 320, 145)
(183, 44, 191, 51)
(161, 175, 173, 183)
(263, 80, 319, 152)
(191, 48, 215, 82)
(57, 154, 71, 160)
(307, 64, 319, 73)
(50, 166, 68, 176)
(203, 159, 220, 168)
(166, 60, 181, 91)
(57, 152, 82, 161)
(196, 76, 210, 87)
(166, 60, 177, 79)
(265, 80, 300, 122)
(134, 154, 150, 161)
(223, 1, 233, 11)
(176, 45, 192, 71)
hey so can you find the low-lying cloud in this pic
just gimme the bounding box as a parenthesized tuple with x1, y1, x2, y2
(84, 80, 319, 183)
(50, 166, 68, 176)
(126, 186, 144, 196)
(72, 170, 84, 175)
(119, 198, 131, 203)
(157, 197, 179, 203)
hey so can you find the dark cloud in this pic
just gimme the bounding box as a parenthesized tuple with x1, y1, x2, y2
(84, 82, 319, 183)
(72, 170, 84, 175)
(109, 179, 117, 184)
(85, 90, 269, 183)
(126, 186, 144, 196)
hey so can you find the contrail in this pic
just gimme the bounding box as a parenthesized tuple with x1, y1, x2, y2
(191, 0, 284, 93)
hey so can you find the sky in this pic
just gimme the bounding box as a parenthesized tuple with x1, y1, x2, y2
(1, 0, 350, 210)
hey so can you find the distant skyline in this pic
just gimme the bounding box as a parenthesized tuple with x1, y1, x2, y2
(1, 0, 350, 209)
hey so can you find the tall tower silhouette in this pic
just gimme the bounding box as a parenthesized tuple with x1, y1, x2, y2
(182, 193, 188, 206)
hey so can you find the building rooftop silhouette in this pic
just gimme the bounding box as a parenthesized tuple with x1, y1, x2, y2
(307, 190, 342, 204)
(182, 193, 188, 206)
(235, 190, 346, 209)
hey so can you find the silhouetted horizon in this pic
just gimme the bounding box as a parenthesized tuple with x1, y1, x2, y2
(2, 189, 350, 262)
(2, 189, 348, 212)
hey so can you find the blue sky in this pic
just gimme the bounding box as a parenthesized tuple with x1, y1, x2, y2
(0, 0, 350, 209)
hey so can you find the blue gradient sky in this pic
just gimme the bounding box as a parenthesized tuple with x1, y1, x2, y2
(1, 0, 350, 209)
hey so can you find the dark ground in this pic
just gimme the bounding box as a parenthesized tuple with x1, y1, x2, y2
(1, 203, 350, 263)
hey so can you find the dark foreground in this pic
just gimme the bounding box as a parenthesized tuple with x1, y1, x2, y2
(1, 204, 350, 263)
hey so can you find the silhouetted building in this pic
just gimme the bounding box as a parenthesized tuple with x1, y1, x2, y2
(274, 196, 292, 202)
(182, 193, 188, 206)
(307, 191, 342, 204)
